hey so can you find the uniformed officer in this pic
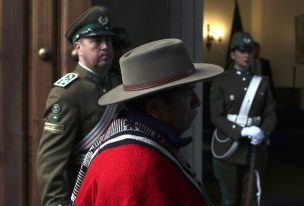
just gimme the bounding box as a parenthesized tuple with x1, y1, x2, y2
(36, 6, 120, 206)
(209, 32, 276, 206)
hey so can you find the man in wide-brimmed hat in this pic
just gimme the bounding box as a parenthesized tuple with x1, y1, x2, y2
(71, 38, 223, 206)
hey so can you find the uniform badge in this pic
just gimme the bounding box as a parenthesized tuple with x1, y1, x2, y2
(52, 104, 61, 114)
(52, 115, 60, 122)
(54, 73, 78, 87)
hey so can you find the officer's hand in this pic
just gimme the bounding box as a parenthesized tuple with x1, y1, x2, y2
(249, 135, 264, 145)
(241, 126, 262, 137)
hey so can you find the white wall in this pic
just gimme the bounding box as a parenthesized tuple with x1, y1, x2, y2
(261, 0, 304, 89)
(170, 0, 204, 181)
(202, 0, 234, 67)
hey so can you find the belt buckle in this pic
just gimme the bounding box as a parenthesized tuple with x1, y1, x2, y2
(247, 118, 253, 126)
(236, 116, 247, 126)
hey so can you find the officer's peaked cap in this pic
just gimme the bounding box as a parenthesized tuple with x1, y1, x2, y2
(65, 6, 115, 44)
(230, 31, 254, 50)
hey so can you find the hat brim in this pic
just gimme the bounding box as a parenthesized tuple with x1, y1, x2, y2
(98, 63, 223, 105)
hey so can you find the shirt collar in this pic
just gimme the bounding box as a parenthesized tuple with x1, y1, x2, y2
(78, 62, 108, 86)
(234, 68, 250, 76)
(78, 62, 98, 76)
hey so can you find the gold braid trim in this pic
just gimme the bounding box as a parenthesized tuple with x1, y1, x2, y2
(44, 122, 64, 134)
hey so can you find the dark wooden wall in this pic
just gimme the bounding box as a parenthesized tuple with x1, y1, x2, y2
(0, 0, 90, 205)
(0, 0, 28, 205)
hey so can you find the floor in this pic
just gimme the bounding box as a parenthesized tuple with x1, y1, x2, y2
(203, 144, 304, 206)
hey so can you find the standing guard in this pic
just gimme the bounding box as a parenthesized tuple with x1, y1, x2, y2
(210, 32, 276, 206)
(36, 6, 120, 206)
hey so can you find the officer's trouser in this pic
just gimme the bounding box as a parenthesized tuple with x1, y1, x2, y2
(212, 157, 258, 206)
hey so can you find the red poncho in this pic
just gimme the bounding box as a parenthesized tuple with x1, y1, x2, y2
(75, 140, 208, 206)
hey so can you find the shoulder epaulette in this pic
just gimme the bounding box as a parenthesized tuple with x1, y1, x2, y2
(54, 73, 79, 87)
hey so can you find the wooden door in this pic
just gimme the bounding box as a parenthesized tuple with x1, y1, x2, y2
(0, 0, 28, 205)
(0, 0, 90, 205)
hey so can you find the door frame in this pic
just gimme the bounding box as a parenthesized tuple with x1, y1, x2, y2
(0, 0, 90, 205)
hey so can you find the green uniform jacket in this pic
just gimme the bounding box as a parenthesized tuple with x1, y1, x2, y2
(36, 64, 119, 206)
(209, 68, 276, 165)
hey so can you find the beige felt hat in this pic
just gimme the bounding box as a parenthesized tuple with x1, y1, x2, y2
(99, 38, 223, 105)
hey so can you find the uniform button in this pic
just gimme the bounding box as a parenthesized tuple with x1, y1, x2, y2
(102, 88, 107, 93)
(242, 77, 246, 81)
(244, 87, 247, 91)
(232, 124, 236, 128)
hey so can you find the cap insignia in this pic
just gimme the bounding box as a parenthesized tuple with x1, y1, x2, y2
(243, 37, 252, 44)
(98, 16, 109, 26)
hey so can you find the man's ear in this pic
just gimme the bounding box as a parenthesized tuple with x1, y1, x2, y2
(74, 42, 82, 55)
(145, 98, 164, 119)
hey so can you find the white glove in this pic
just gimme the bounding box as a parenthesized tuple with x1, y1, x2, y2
(241, 126, 262, 137)
(241, 126, 265, 145)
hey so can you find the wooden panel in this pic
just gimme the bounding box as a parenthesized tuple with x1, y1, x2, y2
(0, 0, 27, 205)
(0, 0, 3, 202)
(27, 0, 57, 205)
(59, 0, 90, 74)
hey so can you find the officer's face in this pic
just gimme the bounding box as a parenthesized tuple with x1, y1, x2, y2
(231, 49, 253, 70)
(75, 35, 113, 76)
(153, 84, 201, 135)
